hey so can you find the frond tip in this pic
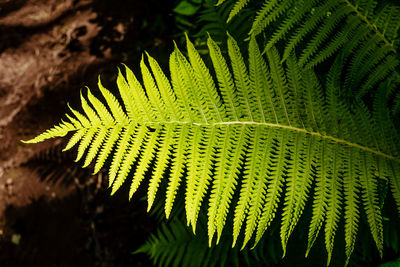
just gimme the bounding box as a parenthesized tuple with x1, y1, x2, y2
(24, 34, 400, 264)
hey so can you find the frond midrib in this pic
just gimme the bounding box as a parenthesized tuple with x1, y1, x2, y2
(74, 120, 399, 164)
(343, 0, 397, 54)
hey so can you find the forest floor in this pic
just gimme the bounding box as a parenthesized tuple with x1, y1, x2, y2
(0, 0, 177, 266)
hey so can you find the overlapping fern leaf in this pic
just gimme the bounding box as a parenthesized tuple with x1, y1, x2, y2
(194, 0, 252, 46)
(24, 34, 400, 265)
(218, 0, 400, 98)
(135, 216, 275, 267)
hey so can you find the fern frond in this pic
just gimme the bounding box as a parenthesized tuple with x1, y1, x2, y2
(145, 52, 181, 120)
(250, 0, 293, 37)
(224, 0, 400, 98)
(24, 35, 400, 264)
(195, 0, 252, 48)
(224, 0, 250, 23)
(248, 36, 273, 123)
(136, 217, 272, 267)
(63, 129, 86, 152)
(112, 125, 149, 194)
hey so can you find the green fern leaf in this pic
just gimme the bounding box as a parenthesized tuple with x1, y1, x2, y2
(254, 129, 287, 247)
(241, 128, 273, 249)
(232, 126, 265, 247)
(129, 127, 161, 199)
(186, 126, 218, 233)
(226, 0, 250, 22)
(93, 126, 121, 174)
(97, 77, 128, 123)
(147, 124, 175, 211)
(305, 139, 329, 257)
(63, 129, 86, 152)
(108, 125, 135, 187)
(165, 124, 191, 219)
(343, 147, 361, 267)
(280, 133, 314, 257)
(207, 34, 241, 120)
(23, 34, 400, 264)
(112, 126, 148, 195)
(208, 124, 247, 245)
(324, 143, 344, 266)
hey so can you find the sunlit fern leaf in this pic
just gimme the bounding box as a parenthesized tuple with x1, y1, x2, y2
(232, 126, 265, 247)
(208, 124, 247, 245)
(223, 0, 400, 98)
(23, 34, 400, 264)
(185, 125, 217, 232)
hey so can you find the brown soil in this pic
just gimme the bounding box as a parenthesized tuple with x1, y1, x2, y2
(0, 0, 177, 265)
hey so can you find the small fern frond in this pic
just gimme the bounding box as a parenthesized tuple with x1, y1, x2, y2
(225, 0, 250, 22)
(24, 35, 400, 264)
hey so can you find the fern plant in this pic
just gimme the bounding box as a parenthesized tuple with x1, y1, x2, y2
(218, 0, 400, 100)
(24, 34, 400, 265)
(134, 216, 277, 267)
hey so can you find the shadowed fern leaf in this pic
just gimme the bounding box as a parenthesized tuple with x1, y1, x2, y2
(135, 216, 277, 267)
(218, 0, 400, 98)
(23, 34, 400, 265)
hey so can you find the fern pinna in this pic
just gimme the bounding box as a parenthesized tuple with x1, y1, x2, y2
(24, 34, 400, 265)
